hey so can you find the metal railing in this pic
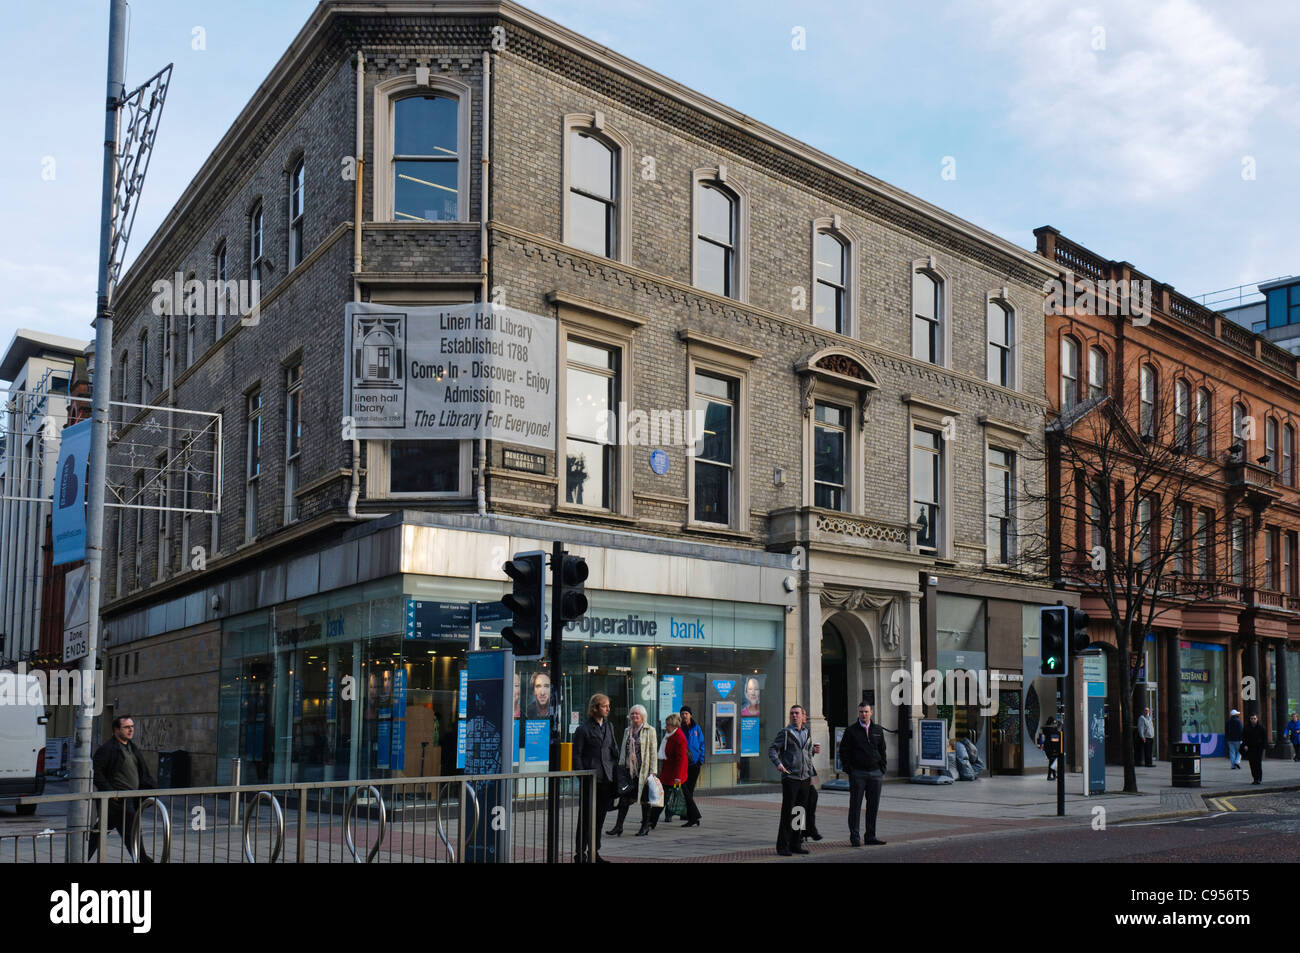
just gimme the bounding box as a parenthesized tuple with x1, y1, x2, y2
(0, 769, 596, 864)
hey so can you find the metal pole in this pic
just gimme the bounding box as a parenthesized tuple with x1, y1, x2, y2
(68, 0, 127, 860)
(546, 540, 564, 863)
(1056, 687, 1066, 817)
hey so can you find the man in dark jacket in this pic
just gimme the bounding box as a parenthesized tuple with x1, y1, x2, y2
(572, 693, 618, 862)
(1227, 709, 1244, 769)
(89, 714, 156, 862)
(838, 702, 888, 846)
(1240, 713, 1268, 785)
(768, 705, 818, 856)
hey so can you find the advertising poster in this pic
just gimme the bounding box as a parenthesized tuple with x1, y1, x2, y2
(919, 719, 948, 768)
(659, 675, 682, 727)
(523, 718, 550, 767)
(391, 669, 407, 770)
(343, 302, 556, 450)
(52, 419, 90, 565)
(740, 716, 761, 757)
(1087, 683, 1106, 793)
(1179, 640, 1226, 756)
(464, 650, 512, 863)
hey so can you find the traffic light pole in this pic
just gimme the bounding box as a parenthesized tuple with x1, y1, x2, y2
(1057, 687, 1066, 817)
(545, 540, 564, 864)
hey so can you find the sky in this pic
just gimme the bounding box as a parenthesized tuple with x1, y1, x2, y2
(2, 0, 1297, 357)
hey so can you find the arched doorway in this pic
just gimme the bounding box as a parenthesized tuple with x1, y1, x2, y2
(821, 621, 848, 741)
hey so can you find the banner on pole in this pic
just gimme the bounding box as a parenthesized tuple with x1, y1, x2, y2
(343, 302, 556, 450)
(52, 419, 90, 565)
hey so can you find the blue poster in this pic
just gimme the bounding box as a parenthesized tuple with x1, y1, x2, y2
(391, 719, 406, 771)
(457, 721, 467, 769)
(740, 716, 761, 757)
(52, 419, 90, 565)
(523, 718, 549, 765)
(1087, 682, 1106, 794)
(513, 718, 519, 765)
(325, 676, 336, 722)
(377, 717, 391, 767)
(659, 675, 682, 725)
(459, 669, 469, 719)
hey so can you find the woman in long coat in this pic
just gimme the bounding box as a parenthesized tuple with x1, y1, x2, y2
(607, 704, 658, 836)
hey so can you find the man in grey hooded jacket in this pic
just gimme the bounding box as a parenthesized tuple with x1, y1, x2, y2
(769, 704, 818, 856)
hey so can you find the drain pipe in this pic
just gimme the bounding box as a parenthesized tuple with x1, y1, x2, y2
(348, 49, 385, 521)
(476, 50, 491, 517)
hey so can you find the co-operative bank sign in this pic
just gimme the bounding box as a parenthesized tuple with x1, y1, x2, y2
(343, 302, 556, 450)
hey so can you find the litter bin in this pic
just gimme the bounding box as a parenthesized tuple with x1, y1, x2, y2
(156, 749, 192, 788)
(1171, 742, 1201, 788)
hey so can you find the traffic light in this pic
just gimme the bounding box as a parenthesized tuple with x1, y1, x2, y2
(1040, 605, 1066, 677)
(502, 551, 546, 659)
(1069, 608, 1090, 658)
(556, 553, 589, 623)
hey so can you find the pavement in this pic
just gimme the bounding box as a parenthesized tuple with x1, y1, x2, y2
(595, 755, 1300, 862)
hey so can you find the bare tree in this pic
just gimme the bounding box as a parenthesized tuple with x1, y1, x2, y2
(1016, 376, 1250, 794)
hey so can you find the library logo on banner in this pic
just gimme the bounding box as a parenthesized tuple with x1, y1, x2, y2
(49, 883, 151, 933)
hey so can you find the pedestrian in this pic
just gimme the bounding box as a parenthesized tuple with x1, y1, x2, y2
(768, 704, 818, 856)
(1036, 717, 1060, 780)
(1227, 709, 1244, 769)
(1287, 712, 1300, 762)
(88, 714, 156, 862)
(1240, 713, 1267, 785)
(649, 713, 689, 828)
(1137, 707, 1155, 767)
(607, 704, 658, 837)
(573, 693, 618, 863)
(679, 706, 705, 827)
(838, 702, 888, 846)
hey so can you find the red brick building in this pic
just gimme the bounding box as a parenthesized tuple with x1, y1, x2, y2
(1037, 227, 1300, 764)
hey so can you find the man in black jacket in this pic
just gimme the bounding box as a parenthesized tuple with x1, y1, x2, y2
(572, 693, 618, 862)
(1240, 712, 1268, 785)
(88, 714, 156, 862)
(838, 703, 888, 846)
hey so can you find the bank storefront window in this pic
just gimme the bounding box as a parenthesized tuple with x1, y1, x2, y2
(936, 594, 988, 766)
(217, 575, 784, 790)
(1179, 640, 1226, 757)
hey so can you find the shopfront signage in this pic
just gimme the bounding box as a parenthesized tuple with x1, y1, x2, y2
(405, 599, 510, 639)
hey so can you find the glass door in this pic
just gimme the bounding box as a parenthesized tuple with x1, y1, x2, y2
(990, 689, 1023, 775)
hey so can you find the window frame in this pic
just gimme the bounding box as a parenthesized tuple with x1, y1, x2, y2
(1088, 346, 1107, 400)
(1285, 424, 1295, 487)
(1231, 516, 1246, 586)
(137, 328, 150, 404)
(985, 445, 1015, 566)
(288, 157, 305, 269)
(1194, 387, 1211, 457)
(562, 114, 632, 263)
(373, 75, 473, 224)
(1140, 364, 1157, 437)
(249, 202, 264, 284)
(214, 241, 229, 338)
(284, 362, 302, 524)
(911, 260, 948, 367)
(1174, 380, 1189, 448)
(985, 293, 1016, 390)
(1267, 417, 1278, 473)
(810, 399, 852, 513)
(691, 170, 749, 303)
(1060, 336, 1079, 410)
(906, 395, 959, 556)
(683, 331, 757, 534)
(810, 216, 856, 336)
(245, 388, 262, 542)
(553, 296, 641, 517)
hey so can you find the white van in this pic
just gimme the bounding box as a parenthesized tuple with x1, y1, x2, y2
(0, 673, 48, 815)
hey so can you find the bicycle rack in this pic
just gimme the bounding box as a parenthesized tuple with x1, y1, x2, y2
(242, 791, 285, 863)
(128, 797, 172, 864)
(344, 785, 386, 863)
(434, 782, 455, 862)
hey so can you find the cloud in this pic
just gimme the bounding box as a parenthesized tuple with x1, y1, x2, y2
(980, 0, 1276, 202)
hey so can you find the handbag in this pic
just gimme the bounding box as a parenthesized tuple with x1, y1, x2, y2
(664, 783, 686, 820)
(646, 774, 665, 808)
(614, 764, 635, 799)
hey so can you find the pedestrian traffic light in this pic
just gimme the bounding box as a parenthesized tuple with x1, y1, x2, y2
(556, 553, 589, 623)
(502, 550, 546, 659)
(1069, 608, 1090, 658)
(1040, 605, 1066, 677)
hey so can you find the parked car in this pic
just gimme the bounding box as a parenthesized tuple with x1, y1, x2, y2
(0, 674, 47, 815)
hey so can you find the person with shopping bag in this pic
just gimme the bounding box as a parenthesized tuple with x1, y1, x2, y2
(607, 704, 659, 837)
(649, 713, 689, 828)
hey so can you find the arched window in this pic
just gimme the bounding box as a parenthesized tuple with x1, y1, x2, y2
(568, 130, 617, 258)
(987, 299, 1014, 388)
(249, 203, 263, 283)
(1088, 347, 1107, 399)
(1174, 380, 1189, 447)
(695, 182, 737, 297)
(392, 95, 460, 222)
(813, 230, 847, 333)
(1267, 417, 1279, 472)
(912, 269, 943, 365)
(1061, 337, 1079, 409)
(1232, 401, 1246, 450)
(1285, 424, 1295, 487)
(1140, 365, 1157, 437)
(288, 157, 305, 268)
(1194, 388, 1211, 456)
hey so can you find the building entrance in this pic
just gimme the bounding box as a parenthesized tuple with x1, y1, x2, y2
(821, 622, 848, 748)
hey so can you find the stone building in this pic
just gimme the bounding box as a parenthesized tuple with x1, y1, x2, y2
(98, 0, 1062, 786)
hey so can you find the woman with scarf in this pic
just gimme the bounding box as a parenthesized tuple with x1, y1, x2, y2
(607, 704, 658, 837)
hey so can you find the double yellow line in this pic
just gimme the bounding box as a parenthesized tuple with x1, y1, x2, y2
(1207, 796, 1237, 812)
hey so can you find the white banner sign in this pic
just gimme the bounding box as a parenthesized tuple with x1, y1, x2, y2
(63, 565, 90, 663)
(343, 302, 556, 450)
